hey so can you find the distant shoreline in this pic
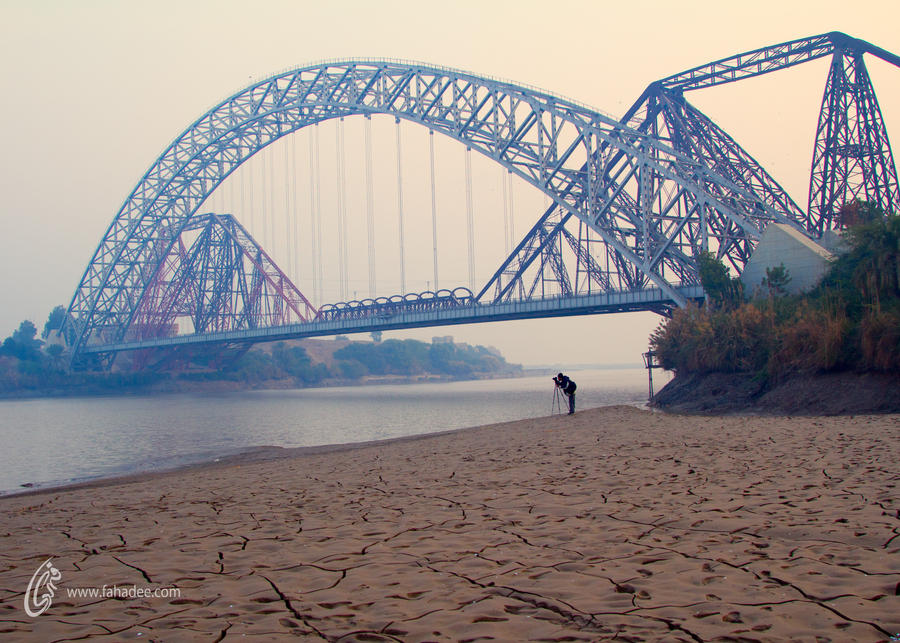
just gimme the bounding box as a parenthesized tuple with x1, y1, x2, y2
(0, 370, 521, 401)
(0, 364, 647, 402)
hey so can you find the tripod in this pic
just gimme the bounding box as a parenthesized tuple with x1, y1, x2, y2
(551, 385, 564, 415)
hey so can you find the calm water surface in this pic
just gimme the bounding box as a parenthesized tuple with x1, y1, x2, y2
(0, 368, 667, 494)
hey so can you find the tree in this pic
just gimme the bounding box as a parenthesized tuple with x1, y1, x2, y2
(13, 320, 40, 346)
(821, 210, 900, 309)
(42, 305, 67, 339)
(270, 342, 326, 383)
(698, 252, 743, 308)
(845, 212, 900, 306)
(762, 264, 792, 297)
(337, 359, 366, 379)
(0, 320, 44, 361)
(45, 343, 66, 370)
(837, 199, 882, 230)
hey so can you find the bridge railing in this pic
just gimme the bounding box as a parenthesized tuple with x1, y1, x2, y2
(315, 288, 476, 322)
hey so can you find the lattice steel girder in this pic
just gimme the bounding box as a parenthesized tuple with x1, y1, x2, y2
(478, 203, 570, 303)
(658, 32, 900, 92)
(564, 223, 615, 294)
(627, 87, 805, 221)
(808, 48, 900, 230)
(478, 202, 623, 303)
(63, 59, 796, 364)
(616, 85, 807, 260)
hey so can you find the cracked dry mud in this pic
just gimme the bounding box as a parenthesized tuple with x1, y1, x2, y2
(1, 405, 898, 641)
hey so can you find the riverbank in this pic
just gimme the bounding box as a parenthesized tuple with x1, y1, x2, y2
(0, 370, 657, 494)
(2, 406, 897, 640)
(651, 371, 900, 415)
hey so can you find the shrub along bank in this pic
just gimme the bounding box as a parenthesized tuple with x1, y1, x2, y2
(649, 209, 900, 413)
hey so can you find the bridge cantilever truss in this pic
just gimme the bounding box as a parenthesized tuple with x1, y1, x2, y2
(622, 31, 899, 242)
(131, 212, 316, 342)
(61, 32, 898, 369)
(475, 31, 899, 296)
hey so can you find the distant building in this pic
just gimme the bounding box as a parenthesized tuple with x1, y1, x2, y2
(740, 223, 834, 296)
(431, 336, 454, 344)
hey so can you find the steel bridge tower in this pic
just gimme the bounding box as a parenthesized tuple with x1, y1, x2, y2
(621, 32, 899, 251)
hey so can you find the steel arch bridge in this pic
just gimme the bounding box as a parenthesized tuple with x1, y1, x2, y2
(61, 32, 899, 369)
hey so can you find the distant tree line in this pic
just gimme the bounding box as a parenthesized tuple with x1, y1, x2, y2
(0, 309, 520, 396)
(217, 338, 518, 384)
(0, 307, 166, 395)
(219, 342, 331, 385)
(650, 204, 900, 379)
(331, 339, 516, 379)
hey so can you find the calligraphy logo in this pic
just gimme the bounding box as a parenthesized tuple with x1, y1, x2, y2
(24, 558, 61, 617)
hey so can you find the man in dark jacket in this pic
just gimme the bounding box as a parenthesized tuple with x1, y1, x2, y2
(553, 372, 577, 414)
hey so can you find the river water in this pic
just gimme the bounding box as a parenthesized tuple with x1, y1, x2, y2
(0, 367, 667, 494)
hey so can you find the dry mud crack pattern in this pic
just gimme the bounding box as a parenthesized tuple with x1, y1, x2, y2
(0, 406, 898, 641)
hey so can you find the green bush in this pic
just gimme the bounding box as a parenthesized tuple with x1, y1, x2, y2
(650, 210, 900, 377)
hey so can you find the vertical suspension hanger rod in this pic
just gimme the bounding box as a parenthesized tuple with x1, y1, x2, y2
(247, 155, 255, 233)
(365, 116, 376, 297)
(308, 128, 318, 304)
(310, 124, 323, 305)
(228, 161, 237, 220)
(395, 118, 406, 294)
(501, 168, 510, 256)
(507, 170, 516, 252)
(291, 131, 300, 287)
(465, 146, 476, 290)
(429, 129, 439, 291)
(268, 144, 276, 261)
(340, 119, 350, 300)
(261, 145, 269, 249)
(284, 135, 294, 280)
(335, 119, 346, 300)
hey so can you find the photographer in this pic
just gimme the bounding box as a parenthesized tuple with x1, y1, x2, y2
(553, 372, 577, 415)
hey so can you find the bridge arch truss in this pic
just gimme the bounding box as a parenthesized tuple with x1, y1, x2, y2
(63, 37, 897, 366)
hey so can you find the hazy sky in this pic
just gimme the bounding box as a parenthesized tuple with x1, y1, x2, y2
(1, 0, 898, 367)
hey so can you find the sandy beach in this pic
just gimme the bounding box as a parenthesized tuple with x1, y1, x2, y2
(1, 405, 898, 641)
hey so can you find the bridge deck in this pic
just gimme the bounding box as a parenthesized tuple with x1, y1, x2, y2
(82, 285, 704, 354)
